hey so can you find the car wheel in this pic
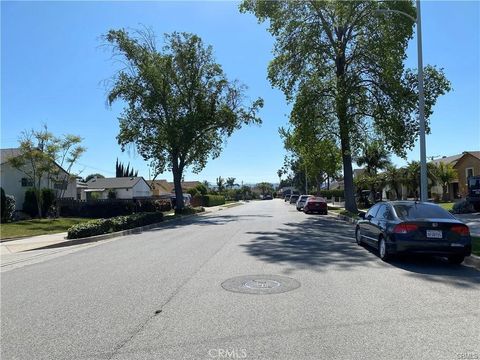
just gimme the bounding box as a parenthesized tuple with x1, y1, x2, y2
(448, 255, 465, 265)
(378, 236, 389, 261)
(355, 227, 362, 245)
(297, 207, 302, 212)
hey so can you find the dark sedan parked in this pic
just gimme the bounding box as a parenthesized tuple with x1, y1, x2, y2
(355, 201, 471, 264)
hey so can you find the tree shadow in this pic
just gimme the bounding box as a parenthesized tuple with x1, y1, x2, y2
(241, 216, 480, 288)
(242, 216, 381, 272)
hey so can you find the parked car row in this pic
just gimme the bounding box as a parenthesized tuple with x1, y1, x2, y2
(355, 201, 472, 264)
(284, 194, 328, 215)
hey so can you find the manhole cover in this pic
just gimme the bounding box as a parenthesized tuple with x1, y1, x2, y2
(221, 275, 300, 295)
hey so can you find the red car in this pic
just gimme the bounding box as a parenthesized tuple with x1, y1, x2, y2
(303, 197, 328, 215)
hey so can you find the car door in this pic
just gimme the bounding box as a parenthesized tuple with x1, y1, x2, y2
(374, 204, 392, 239)
(362, 203, 381, 245)
(367, 204, 385, 242)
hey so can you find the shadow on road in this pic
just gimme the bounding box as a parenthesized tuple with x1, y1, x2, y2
(242, 216, 377, 272)
(242, 216, 480, 288)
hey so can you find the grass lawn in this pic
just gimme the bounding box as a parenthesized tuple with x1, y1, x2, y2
(438, 202, 455, 211)
(471, 236, 480, 257)
(0, 218, 93, 240)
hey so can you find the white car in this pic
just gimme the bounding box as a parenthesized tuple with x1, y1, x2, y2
(296, 195, 312, 211)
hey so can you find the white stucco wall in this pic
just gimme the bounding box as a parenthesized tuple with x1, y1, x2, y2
(0, 162, 77, 211)
(132, 180, 151, 198)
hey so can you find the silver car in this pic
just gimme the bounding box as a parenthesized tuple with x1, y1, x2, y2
(296, 195, 312, 211)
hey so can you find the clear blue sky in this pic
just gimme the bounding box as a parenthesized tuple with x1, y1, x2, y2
(2, 1, 479, 184)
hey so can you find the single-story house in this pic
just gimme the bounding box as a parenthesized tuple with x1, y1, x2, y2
(83, 177, 151, 200)
(0, 148, 77, 211)
(147, 179, 201, 196)
(430, 151, 480, 200)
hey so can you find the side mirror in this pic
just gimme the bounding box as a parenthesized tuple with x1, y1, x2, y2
(358, 212, 365, 219)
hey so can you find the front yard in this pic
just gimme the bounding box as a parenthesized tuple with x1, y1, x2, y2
(0, 218, 93, 240)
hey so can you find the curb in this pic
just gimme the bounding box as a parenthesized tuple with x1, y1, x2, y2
(327, 211, 480, 271)
(327, 211, 358, 225)
(27, 212, 203, 251)
(464, 254, 480, 270)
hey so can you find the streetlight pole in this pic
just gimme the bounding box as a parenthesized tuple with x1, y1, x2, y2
(378, 0, 428, 202)
(416, 0, 428, 202)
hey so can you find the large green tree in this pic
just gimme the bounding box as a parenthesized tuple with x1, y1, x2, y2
(105, 29, 263, 211)
(241, 0, 451, 212)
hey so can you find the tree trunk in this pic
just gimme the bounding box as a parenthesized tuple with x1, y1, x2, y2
(442, 184, 448, 202)
(327, 177, 330, 190)
(336, 49, 357, 213)
(172, 158, 185, 213)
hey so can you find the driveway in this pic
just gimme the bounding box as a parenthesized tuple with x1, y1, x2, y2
(1, 200, 479, 360)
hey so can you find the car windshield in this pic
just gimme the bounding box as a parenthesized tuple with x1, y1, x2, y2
(308, 197, 325, 202)
(393, 203, 454, 220)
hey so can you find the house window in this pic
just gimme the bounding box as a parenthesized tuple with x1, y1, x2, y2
(21, 178, 33, 187)
(466, 167, 474, 180)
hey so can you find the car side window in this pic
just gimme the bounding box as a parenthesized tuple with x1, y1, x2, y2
(378, 204, 392, 220)
(366, 204, 380, 218)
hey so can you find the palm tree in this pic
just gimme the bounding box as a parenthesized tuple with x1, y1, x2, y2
(355, 141, 392, 199)
(383, 164, 404, 200)
(216, 176, 225, 192)
(256, 182, 273, 196)
(405, 161, 437, 200)
(226, 177, 237, 189)
(434, 162, 457, 201)
(355, 141, 392, 175)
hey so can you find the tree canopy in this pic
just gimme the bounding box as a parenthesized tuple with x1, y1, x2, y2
(241, 0, 451, 211)
(105, 29, 263, 210)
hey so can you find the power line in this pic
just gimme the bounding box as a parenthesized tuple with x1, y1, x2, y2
(75, 162, 115, 176)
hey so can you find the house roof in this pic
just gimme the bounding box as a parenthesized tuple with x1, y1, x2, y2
(147, 180, 202, 194)
(0, 148, 22, 165)
(86, 177, 149, 189)
(0, 147, 72, 176)
(431, 151, 480, 166)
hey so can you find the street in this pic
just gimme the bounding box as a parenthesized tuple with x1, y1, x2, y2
(1, 200, 479, 360)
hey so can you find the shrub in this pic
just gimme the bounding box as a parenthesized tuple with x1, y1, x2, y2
(318, 189, 344, 198)
(201, 195, 225, 207)
(187, 188, 199, 197)
(175, 206, 205, 215)
(0, 187, 6, 222)
(452, 200, 475, 214)
(23, 188, 39, 217)
(41, 188, 56, 216)
(67, 211, 164, 239)
(2, 195, 16, 222)
(195, 183, 208, 195)
(108, 189, 117, 199)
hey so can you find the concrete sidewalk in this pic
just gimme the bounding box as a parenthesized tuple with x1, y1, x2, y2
(0, 202, 246, 256)
(1, 232, 68, 255)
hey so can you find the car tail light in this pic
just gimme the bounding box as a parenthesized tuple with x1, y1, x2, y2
(451, 225, 470, 236)
(393, 223, 418, 234)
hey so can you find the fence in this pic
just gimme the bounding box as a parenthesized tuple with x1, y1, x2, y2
(57, 198, 171, 218)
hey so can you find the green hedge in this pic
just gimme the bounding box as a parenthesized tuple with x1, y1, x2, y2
(318, 190, 344, 198)
(67, 212, 164, 239)
(201, 195, 225, 207)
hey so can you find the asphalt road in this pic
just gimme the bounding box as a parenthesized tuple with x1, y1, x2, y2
(1, 200, 479, 360)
